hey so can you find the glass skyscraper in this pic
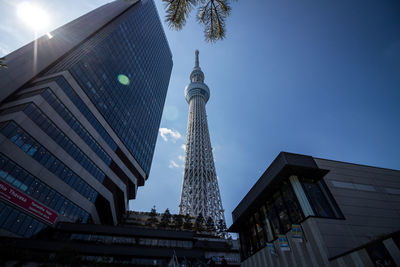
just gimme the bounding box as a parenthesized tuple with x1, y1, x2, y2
(0, 0, 172, 238)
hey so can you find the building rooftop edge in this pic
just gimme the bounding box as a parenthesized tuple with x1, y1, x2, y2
(229, 151, 327, 231)
(0, 0, 140, 104)
(228, 151, 400, 232)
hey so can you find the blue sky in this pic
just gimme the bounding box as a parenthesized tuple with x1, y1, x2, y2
(1, 0, 399, 227)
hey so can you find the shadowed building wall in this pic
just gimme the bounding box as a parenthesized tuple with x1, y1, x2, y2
(229, 152, 400, 267)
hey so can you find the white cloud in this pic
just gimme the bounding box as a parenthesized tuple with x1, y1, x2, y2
(0, 44, 10, 57)
(178, 155, 185, 162)
(159, 128, 182, 142)
(180, 144, 186, 151)
(168, 160, 180, 169)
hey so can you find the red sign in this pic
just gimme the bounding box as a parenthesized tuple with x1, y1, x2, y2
(0, 179, 58, 224)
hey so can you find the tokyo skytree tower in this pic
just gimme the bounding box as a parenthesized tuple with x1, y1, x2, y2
(179, 50, 226, 226)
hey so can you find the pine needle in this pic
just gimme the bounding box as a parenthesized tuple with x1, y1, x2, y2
(163, 0, 234, 42)
(163, 0, 198, 30)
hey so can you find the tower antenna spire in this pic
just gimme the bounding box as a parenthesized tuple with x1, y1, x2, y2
(195, 50, 199, 68)
(181, 50, 226, 234)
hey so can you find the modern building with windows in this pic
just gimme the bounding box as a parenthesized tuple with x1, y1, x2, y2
(0, 0, 172, 238)
(229, 152, 400, 267)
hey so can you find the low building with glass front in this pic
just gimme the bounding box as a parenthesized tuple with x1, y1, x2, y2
(0, 221, 240, 266)
(229, 152, 400, 267)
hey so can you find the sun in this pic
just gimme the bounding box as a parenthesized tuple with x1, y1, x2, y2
(17, 2, 50, 31)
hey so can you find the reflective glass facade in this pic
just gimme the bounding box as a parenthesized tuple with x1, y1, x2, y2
(0, 152, 89, 234)
(47, 0, 172, 175)
(1, 121, 98, 202)
(0, 201, 46, 238)
(41, 89, 112, 166)
(34, 77, 117, 152)
(23, 104, 106, 183)
(0, 0, 172, 236)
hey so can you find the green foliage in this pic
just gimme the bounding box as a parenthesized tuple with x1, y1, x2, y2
(147, 205, 159, 226)
(163, 0, 197, 30)
(173, 214, 184, 229)
(197, 0, 231, 42)
(158, 208, 172, 227)
(194, 212, 205, 232)
(163, 0, 234, 42)
(206, 216, 215, 232)
(183, 213, 193, 230)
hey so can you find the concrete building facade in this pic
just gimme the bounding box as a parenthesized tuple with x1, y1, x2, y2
(229, 152, 400, 266)
(0, 0, 172, 238)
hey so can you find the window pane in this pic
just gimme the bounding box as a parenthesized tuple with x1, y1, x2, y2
(302, 178, 335, 218)
(266, 201, 282, 237)
(281, 181, 304, 223)
(273, 191, 291, 233)
(254, 211, 266, 248)
(0, 205, 12, 226)
(260, 205, 274, 242)
(249, 216, 259, 250)
(3, 209, 19, 230)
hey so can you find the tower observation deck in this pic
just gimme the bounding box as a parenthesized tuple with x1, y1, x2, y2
(179, 50, 226, 227)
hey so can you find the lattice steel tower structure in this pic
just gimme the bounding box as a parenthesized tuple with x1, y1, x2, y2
(179, 50, 226, 226)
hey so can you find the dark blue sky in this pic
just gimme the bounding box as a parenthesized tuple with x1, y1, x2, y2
(1, 0, 399, 226)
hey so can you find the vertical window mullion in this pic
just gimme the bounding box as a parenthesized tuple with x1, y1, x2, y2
(289, 175, 315, 217)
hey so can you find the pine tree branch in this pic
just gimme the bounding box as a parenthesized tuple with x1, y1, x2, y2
(163, 0, 234, 42)
(197, 0, 232, 42)
(163, 0, 198, 30)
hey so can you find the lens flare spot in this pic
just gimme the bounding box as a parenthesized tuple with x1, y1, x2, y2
(118, 74, 130, 85)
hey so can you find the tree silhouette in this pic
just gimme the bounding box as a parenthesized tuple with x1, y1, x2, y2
(158, 208, 172, 228)
(163, 0, 234, 42)
(146, 205, 158, 227)
(173, 214, 184, 230)
(206, 217, 215, 232)
(183, 214, 193, 230)
(195, 213, 205, 232)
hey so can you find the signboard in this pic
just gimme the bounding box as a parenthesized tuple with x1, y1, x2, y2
(267, 242, 278, 256)
(291, 224, 303, 243)
(278, 235, 291, 251)
(0, 179, 58, 224)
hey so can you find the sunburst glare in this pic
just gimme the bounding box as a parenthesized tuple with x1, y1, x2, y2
(17, 2, 50, 31)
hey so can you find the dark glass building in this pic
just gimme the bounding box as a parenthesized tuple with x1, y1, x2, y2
(0, 0, 172, 238)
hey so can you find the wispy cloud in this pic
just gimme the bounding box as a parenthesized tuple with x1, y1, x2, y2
(0, 44, 10, 57)
(178, 155, 185, 162)
(159, 128, 182, 142)
(181, 144, 186, 151)
(168, 160, 180, 169)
